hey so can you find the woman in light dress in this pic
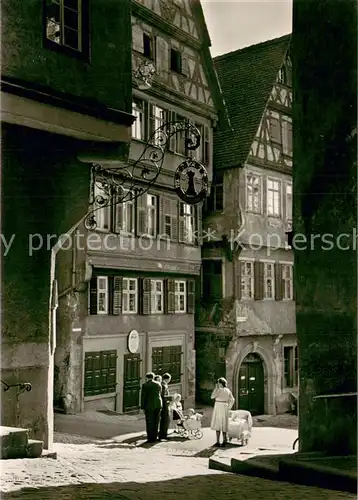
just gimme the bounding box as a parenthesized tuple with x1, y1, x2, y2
(210, 377, 235, 447)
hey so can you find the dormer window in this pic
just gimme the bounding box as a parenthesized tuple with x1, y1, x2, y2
(170, 48, 182, 73)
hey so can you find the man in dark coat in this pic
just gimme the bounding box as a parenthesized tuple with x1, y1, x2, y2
(140, 372, 162, 443)
(159, 372, 172, 440)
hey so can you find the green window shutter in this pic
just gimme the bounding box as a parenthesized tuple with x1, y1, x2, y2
(169, 111, 176, 151)
(167, 279, 175, 314)
(141, 278, 151, 315)
(113, 277, 123, 315)
(148, 103, 156, 143)
(171, 199, 178, 241)
(137, 194, 146, 236)
(196, 202, 203, 245)
(89, 277, 98, 315)
(178, 203, 185, 242)
(254, 261, 264, 300)
(275, 263, 283, 300)
(187, 279, 195, 313)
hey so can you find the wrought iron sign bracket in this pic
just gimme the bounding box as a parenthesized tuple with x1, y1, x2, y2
(85, 120, 209, 231)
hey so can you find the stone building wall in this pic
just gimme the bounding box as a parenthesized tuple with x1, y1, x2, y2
(293, 0, 357, 454)
(2, 125, 91, 446)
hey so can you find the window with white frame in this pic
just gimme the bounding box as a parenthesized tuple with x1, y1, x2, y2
(282, 264, 293, 300)
(97, 276, 108, 314)
(132, 100, 145, 140)
(263, 262, 275, 299)
(45, 0, 87, 54)
(151, 280, 163, 313)
(286, 183, 292, 221)
(174, 281, 186, 313)
(180, 203, 195, 243)
(122, 278, 138, 313)
(246, 173, 261, 213)
(267, 179, 281, 216)
(241, 261, 254, 299)
(94, 182, 110, 231)
(116, 190, 135, 234)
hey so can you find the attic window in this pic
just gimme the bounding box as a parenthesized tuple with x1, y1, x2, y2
(170, 48, 182, 73)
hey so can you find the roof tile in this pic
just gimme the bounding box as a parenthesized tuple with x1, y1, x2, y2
(214, 34, 291, 169)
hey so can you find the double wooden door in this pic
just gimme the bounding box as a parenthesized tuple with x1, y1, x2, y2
(238, 354, 264, 415)
(123, 354, 141, 412)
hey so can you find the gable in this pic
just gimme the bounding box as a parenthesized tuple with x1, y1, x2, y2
(213, 35, 291, 170)
(131, 0, 221, 113)
(135, 0, 200, 39)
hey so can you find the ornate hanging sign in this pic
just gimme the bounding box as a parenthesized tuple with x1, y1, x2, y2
(84, 120, 209, 231)
(174, 158, 209, 204)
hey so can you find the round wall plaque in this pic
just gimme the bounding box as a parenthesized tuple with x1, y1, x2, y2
(128, 330, 139, 353)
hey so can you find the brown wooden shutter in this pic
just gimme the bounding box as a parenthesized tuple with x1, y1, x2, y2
(236, 260, 242, 300)
(148, 103, 156, 142)
(254, 262, 264, 300)
(141, 278, 151, 315)
(137, 194, 146, 235)
(178, 203, 185, 242)
(113, 277, 123, 315)
(169, 111, 176, 151)
(132, 25, 144, 53)
(287, 122, 293, 153)
(196, 202, 203, 245)
(171, 199, 178, 241)
(159, 196, 169, 237)
(187, 280, 195, 313)
(89, 277, 98, 315)
(108, 276, 114, 315)
(167, 279, 175, 314)
(275, 263, 283, 300)
(181, 54, 189, 76)
(270, 116, 281, 142)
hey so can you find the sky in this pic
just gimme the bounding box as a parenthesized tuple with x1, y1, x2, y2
(201, 0, 292, 58)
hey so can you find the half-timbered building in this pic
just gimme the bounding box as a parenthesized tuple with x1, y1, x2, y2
(196, 35, 297, 415)
(75, 0, 223, 413)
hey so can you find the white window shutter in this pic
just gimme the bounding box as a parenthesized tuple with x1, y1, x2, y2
(132, 26, 144, 53)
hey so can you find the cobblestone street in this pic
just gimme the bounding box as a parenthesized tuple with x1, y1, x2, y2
(1, 440, 354, 500)
(1, 422, 354, 500)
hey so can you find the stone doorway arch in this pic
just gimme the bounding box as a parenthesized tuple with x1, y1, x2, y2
(232, 343, 277, 415)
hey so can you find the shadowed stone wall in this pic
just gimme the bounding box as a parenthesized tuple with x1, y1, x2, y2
(292, 0, 357, 454)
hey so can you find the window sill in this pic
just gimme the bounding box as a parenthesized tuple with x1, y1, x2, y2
(43, 38, 90, 62)
(122, 311, 138, 315)
(97, 312, 109, 316)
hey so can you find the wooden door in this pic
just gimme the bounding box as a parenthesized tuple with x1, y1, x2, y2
(238, 355, 264, 415)
(123, 354, 141, 412)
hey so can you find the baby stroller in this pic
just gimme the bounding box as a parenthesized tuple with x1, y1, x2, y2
(175, 409, 204, 440)
(227, 410, 253, 446)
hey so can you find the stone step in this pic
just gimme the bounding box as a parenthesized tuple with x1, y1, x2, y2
(0, 426, 29, 459)
(26, 439, 44, 459)
(231, 454, 287, 481)
(208, 456, 232, 473)
(279, 455, 357, 494)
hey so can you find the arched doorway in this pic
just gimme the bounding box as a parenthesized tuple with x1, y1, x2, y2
(238, 353, 264, 415)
